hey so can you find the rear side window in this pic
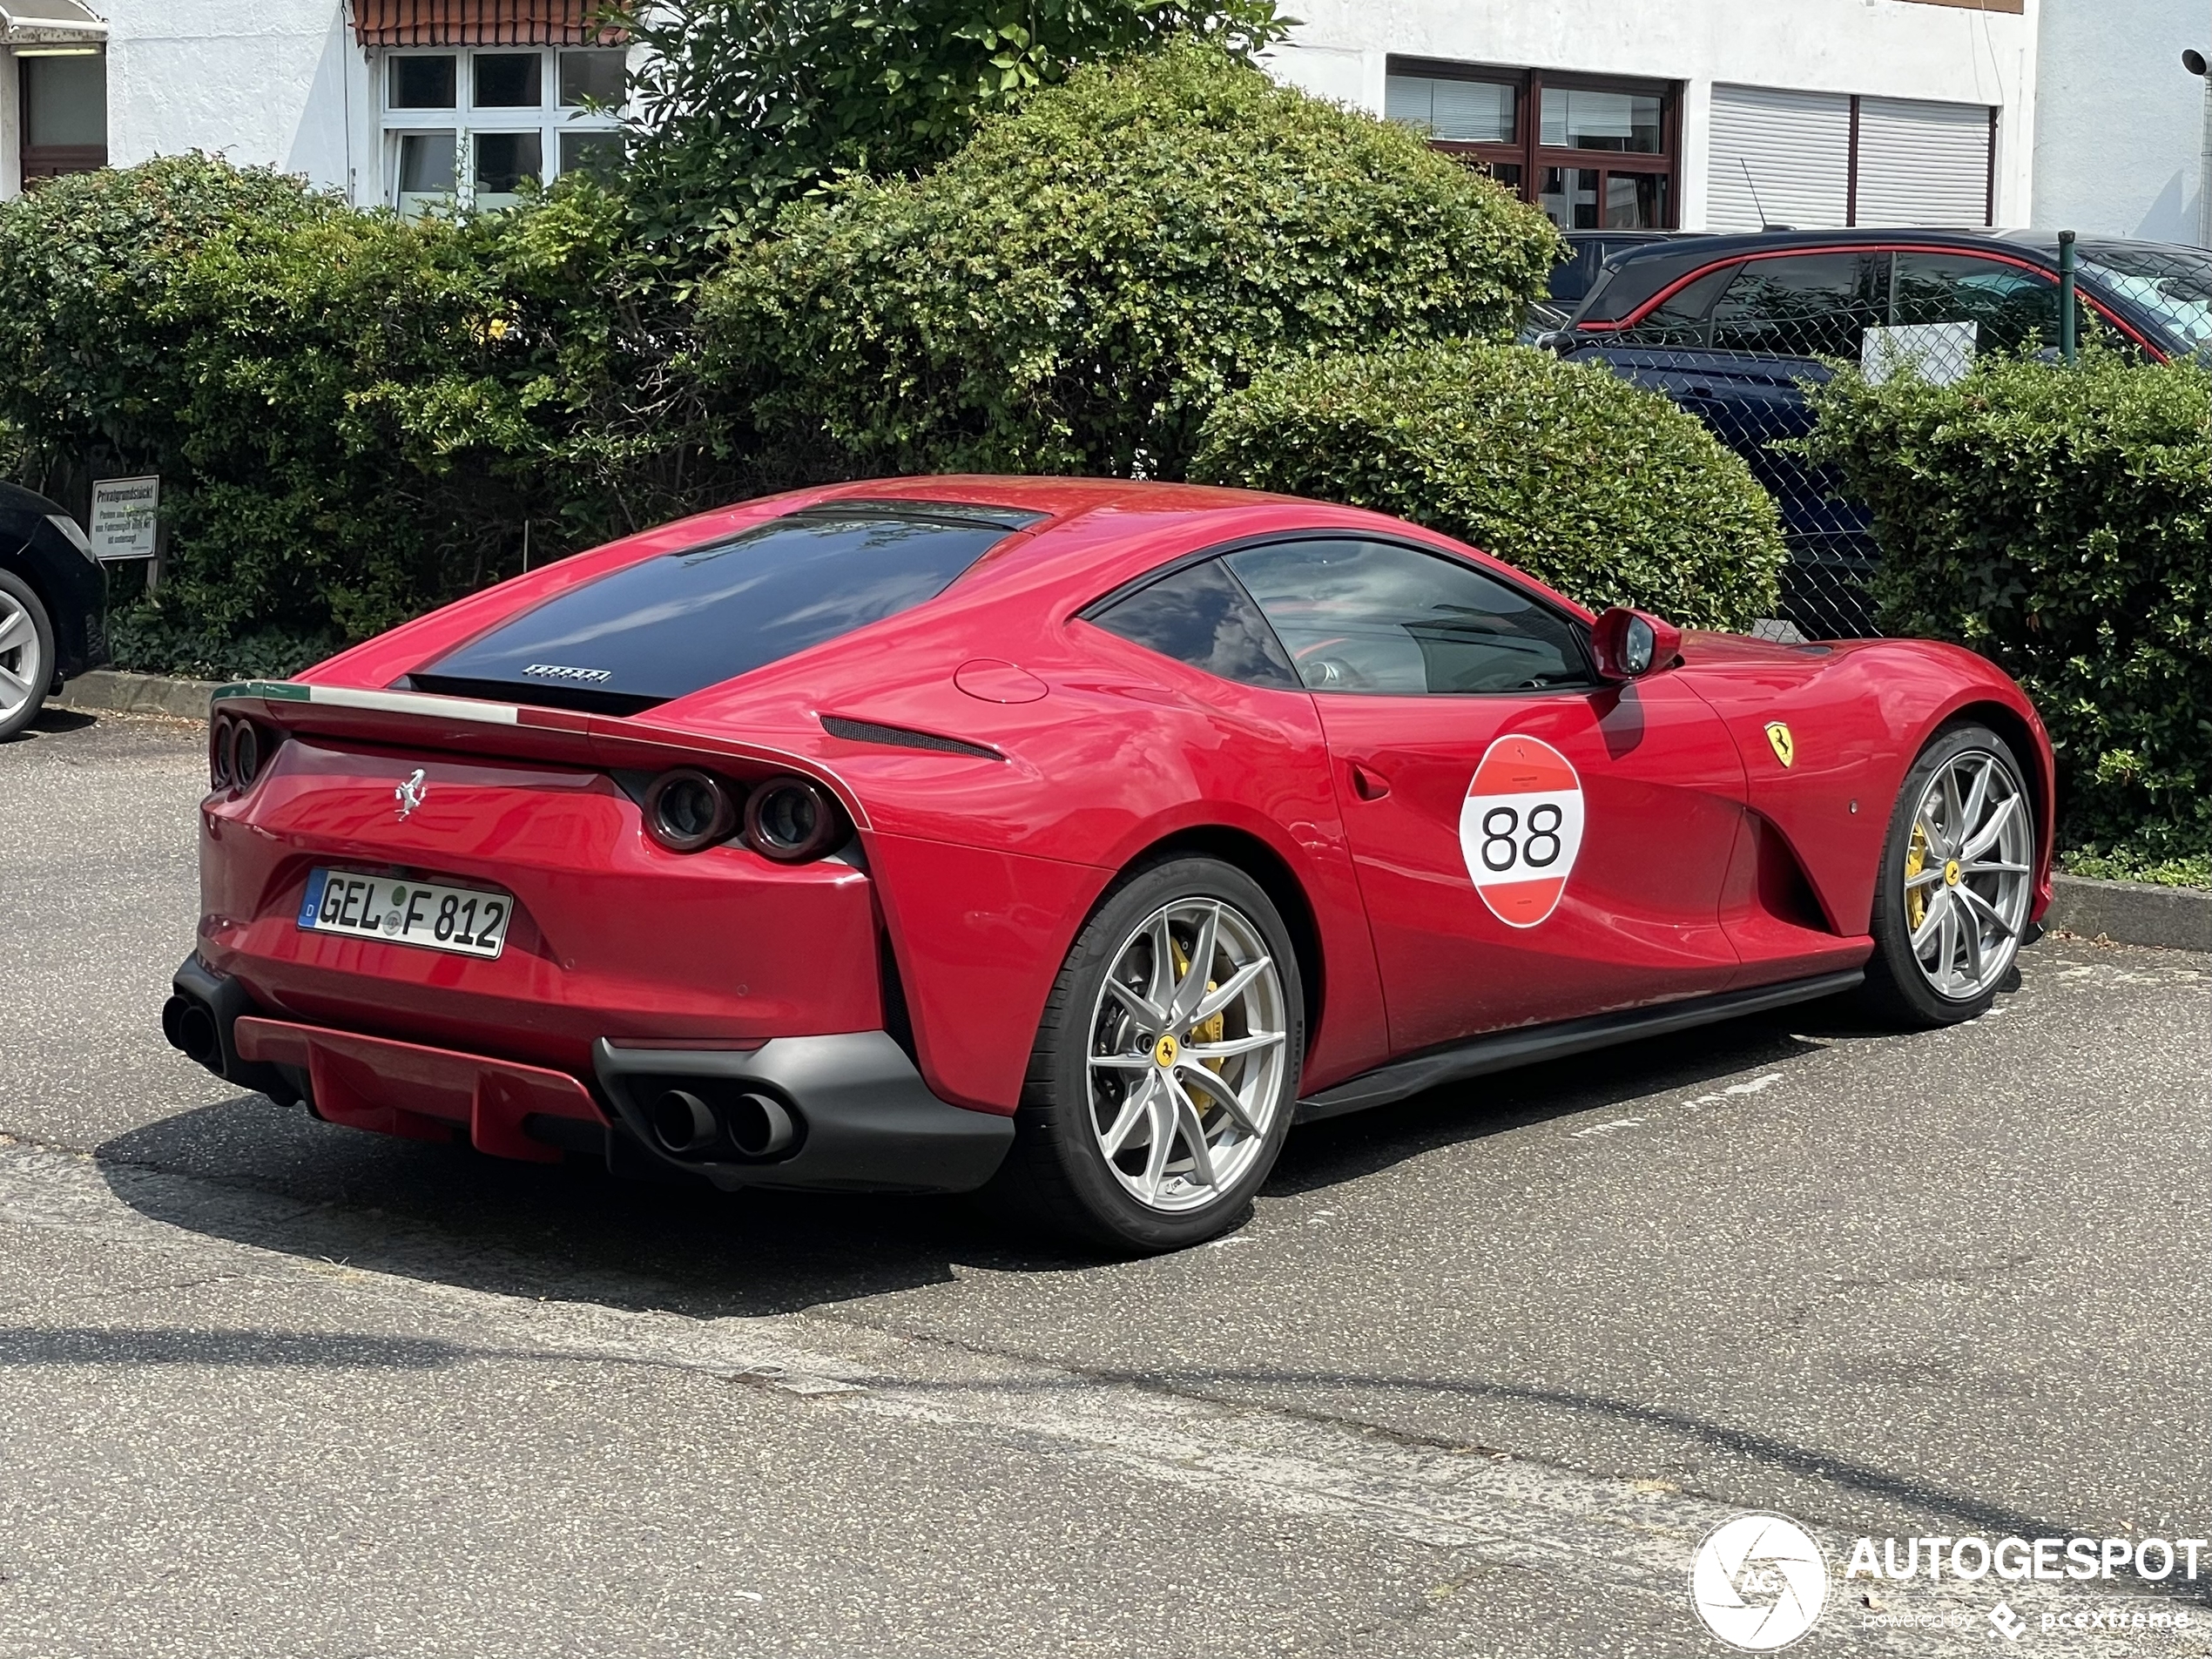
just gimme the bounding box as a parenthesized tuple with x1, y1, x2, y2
(1088, 558, 1300, 689)
(416, 502, 1042, 711)
(1710, 253, 1882, 358)
(1618, 262, 1739, 346)
(1224, 539, 1595, 696)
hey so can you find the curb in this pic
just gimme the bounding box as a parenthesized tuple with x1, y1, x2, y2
(2046, 873, 2212, 954)
(57, 669, 220, 722)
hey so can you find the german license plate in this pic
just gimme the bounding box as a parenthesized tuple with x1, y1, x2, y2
(298, 869, 514, 960)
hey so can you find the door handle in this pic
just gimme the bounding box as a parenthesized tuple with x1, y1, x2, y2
(1349, 763, 1391, 801)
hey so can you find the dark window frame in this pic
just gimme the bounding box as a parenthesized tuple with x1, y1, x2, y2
(1386, 57, 1680, 231)
(1081, 531, 1601, 698)
(1608, 242, 2143, 359)
(18, 51, 106, 185)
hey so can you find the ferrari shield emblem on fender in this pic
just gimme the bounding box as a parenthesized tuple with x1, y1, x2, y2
(1765, 723, 1796, 769)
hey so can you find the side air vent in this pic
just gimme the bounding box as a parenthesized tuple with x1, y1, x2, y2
(820, 716, 1002, 760)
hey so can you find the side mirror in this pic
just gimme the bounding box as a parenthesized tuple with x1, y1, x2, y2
(1533, 329, 1575, 356)
(1591, 607, 1683, 680)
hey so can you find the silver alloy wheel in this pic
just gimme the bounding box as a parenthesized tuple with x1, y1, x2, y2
(1902, 746, 2034, 1001)
(1086, 897, 1290, 1215)
(0, 589, 43, 725)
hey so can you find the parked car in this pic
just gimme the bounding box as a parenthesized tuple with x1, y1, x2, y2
(165, 478, 2054, 1252)
(1545, 228, 2212, 636)
(1521, 229, 1706, 338)
(0, 481, 108, 738)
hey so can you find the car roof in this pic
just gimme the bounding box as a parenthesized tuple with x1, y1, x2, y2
(799, 473, 1276, 520)
(1569, 226, 2208, 349)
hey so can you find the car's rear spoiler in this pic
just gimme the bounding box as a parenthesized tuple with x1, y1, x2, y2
(210, 681, 873, 828)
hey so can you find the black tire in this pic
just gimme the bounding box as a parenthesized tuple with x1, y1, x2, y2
(1861, 722, 2034, 1029)
(992, 856, 1305, 1254)
(0, 570, 53, 742)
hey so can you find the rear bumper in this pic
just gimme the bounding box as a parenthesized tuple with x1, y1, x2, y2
(165, 955, 1013, 1196)
(594, 1035, 1013, 1194)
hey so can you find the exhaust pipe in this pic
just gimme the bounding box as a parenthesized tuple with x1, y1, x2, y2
(726, 1092, 796, 1158)
(161, 955, 302, 1109)
(648, 1089, 719, 1155)
(644, 1085, 799, 1160)
(162, 994, 221, 1069)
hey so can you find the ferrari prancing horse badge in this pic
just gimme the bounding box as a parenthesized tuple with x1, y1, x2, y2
(1765, 722, 1795, 768)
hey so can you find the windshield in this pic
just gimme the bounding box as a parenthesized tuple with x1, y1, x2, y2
(415, 502, 1043, 712)
(2079, 243, 2212, 359)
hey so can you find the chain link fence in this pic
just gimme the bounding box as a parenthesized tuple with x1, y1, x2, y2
(1554, 252, 2043, 640)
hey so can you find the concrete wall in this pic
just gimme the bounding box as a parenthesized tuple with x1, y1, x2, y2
(1269, 0, 2042, 229)
(102, 0, 368, 197)
(0, 46, 19, 199)
(2033, 0, 2206, 242)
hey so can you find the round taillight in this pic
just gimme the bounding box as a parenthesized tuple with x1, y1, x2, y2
(643, 768, 737, 853)
(232, 721, 263, 788)
(209, 716, 234, 788)
(744, 774, 842, 863)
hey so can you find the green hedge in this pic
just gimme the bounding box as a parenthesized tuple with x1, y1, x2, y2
(1190, 343, 1788, 631)
(0, 155, 752, 673)
(615, 0, 1289, 247)
(698, 41, 1561, 478)
(1804, 347, 2212, 862)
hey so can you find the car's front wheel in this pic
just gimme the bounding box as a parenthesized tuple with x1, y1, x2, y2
(1863, 723, 2037, 1028)
(996, 857, 1304, 1253)
(0, 570, 52, 742)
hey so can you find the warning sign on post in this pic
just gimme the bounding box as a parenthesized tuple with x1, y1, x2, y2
(90, 475, 159, 562)
(1459, 734, 1585, 929)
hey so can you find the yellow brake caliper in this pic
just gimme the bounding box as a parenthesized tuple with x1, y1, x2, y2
(1168, 935, 1226, 1122)
(1904, 824, 1930, 932)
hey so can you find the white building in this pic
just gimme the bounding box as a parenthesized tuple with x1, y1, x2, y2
(1270, 0, 2040, 233)
(2033, 0, 2207, 243)
(5, 1, 2210, 252)
(0, 0, 624, 206)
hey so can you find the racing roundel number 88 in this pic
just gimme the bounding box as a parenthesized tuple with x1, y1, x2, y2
(1458, 734, 1585, 929)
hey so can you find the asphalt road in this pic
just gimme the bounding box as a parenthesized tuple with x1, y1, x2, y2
(0, 706, 2204, 1658)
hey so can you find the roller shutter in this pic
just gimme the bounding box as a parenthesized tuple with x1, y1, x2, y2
(1854, 97, 1993, 226)
(1708, 86, 1852, 233)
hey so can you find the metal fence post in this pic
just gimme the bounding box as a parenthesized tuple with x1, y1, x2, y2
(2059, 230, 2079, 365)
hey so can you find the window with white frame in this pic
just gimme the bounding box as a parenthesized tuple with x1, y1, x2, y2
(381, 46, 625, 215)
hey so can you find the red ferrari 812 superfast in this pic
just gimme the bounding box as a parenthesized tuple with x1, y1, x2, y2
(165, 478, 2053, 1250)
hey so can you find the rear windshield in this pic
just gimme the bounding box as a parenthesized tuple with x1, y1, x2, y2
(413, 502, 1043, 712)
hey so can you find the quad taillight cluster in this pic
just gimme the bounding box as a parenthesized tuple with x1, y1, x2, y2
(208, 713, 279, 792)
(643, 768, 846, 862)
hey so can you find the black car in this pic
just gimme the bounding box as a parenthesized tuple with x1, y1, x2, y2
(0, 481, 109, 738)
(1544, 228, 2212, 636)
(1522, 230, 1706, 337)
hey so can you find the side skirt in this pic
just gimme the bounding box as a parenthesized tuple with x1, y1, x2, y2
(1293, 970, 1865, 1124)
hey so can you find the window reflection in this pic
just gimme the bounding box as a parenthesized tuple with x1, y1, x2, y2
(421, 508, 1040, 706)
(1225, 541, 1592, 696)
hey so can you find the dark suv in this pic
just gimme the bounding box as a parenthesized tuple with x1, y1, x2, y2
(1523, 230, 1704, 336)
(1547, 228, 2212, 635)
(0, 481, 109, 738)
